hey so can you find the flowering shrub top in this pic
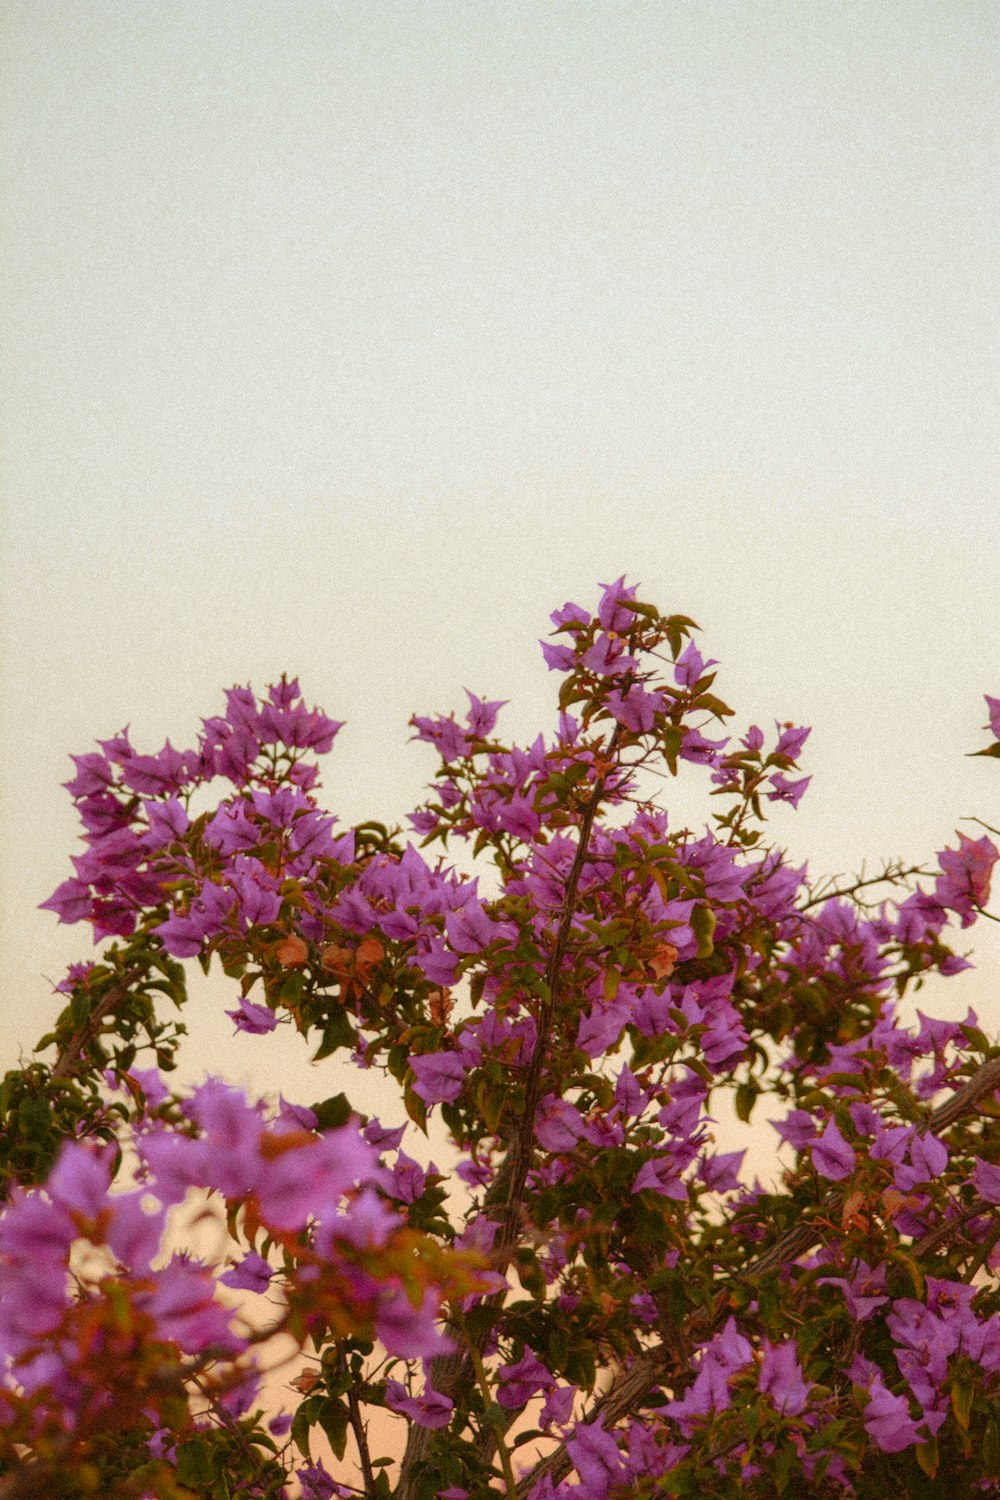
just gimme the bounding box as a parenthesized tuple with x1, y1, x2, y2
(1, 580, 999, 1500)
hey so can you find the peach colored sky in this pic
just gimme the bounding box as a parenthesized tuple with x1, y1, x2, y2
(2, 1, 998, 1127)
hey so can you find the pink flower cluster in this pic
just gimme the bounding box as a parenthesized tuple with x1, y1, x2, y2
(0, 1077, 466, 1473)
(8, 580, 1000, 1499)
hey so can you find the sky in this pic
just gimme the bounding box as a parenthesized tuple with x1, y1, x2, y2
(2, 1, 999, 1131)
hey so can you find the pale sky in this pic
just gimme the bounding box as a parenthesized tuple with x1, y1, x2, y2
(2, 2, 998, 1122)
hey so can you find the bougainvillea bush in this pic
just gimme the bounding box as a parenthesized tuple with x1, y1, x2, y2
(2, 580, 999, 1500)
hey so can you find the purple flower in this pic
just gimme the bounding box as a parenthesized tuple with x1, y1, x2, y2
(934, 833, 998, 926)
(364, 1119, 407, 1152)
(278, 1096, 318, 1130)
(289, 809, 338, 864)
(226, 995, 279, 1034)
(597, 576, 638, 632)
(385, 1378, 454, 1428)
(130, 1067, 170, 1106)
(444, 901, 512, 954)
(985, 694, 1000, 739)
(154, 903, 221, 959)
(409, 1053, 466, 1105)
(496, 793, 540, 841)
(144, 796, 189, 847)
(376, 1288, 453, 1360)
(64, 750, 117, 797)
(758, 1338, 810, 1415)
(701, 1021, 749, 1071)
(464, 690, 506, 738)
(388, 1151, 431, 1205)
(811, 1118, 855, 1181)
(819, 1260, 889, 1321)
(894, 1132, 948, 1192)
(120, 740, 189, 796)
(256, 683, 343, 753)
(323, 1189, 399, 1252)
(220, 1250, 274, 1293)
(566, 1420, 624, 1497)
(45, 1141, 113, 1219)
(663, 1320, 752, 1433)
(862, 1379, 922, 1453)
(411, 714, 470, 765)
(771, 1109, 817, 1152)
(699, 1149, 745, 1193)
(408, 809, 438, 836)
(632, 1156, 687, 1200)
(582, 633, 636, 677)
(540, 640, 577, 671)
(613, 1064, 650, 1120)
(203, 801, 260, 856)
(143, 1256, 238, 1353)
(541, 1384, 577, 1429)
(497, 1347, 552, 1408)
(138, 1131, 208, 1206)
(297, 1459, 338, 1500)
(551, 600, 591, 629)
(39, 879, 93, 924)
(606, 684, 665, 734)
(973, 1157, 1000, 1204)
(766, 772, 811, 808)
(679, 728, 728, 766)
(675, 641, 718, 688)
(576, 1000, 628, 1058)
(774, 723, 811, 759)
(226, 860, 282, 927)
(105, 1192, 165, 1271)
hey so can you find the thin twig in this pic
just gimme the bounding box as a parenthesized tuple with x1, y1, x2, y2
(798, 864, 927, 912)
(346, 1386, 377, 1499)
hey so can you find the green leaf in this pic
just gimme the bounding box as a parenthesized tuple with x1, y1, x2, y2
(735, 1081, 758, 1123)
(951, 1377, 974, 1431)
(176, 1437, 214, 1487)
(514, 1247, 546, 1301)
(318, 1398, 350, 1462)
(291, 1393, 326, 1460)
(277, 970, 306, 1007)
(890, 1248, 925, 1300)
(310, 1092, 353, 1130)
(404, 1086, 428, 1132)
(983, 1418, 1000, 1475)
(916, 1436, 939, 1479)
(690, 903, 717, 958)
(774, 1442, 793, 1493)
(18, 1095, 52, 1142)
(477, 1079, 506, 1134)
(312, 1007, 355, 1061)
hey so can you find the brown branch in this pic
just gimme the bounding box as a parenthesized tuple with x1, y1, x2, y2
(489, 726, 627, 1263)
(397, 733, 622, 1498)
(50, 968, 143, 1081)
(514, 1349, 670, 1497)
(347, 1386, 377, 1499)
(926, 1055, 1000, 1133)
